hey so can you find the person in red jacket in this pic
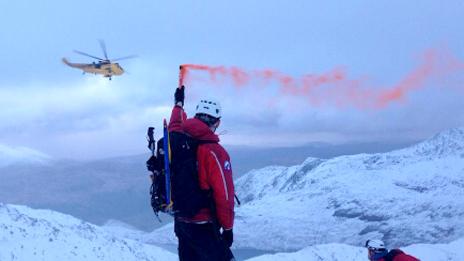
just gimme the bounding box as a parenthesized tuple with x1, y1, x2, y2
(365, 239, 420, 261)
(170, 86, 235, 261)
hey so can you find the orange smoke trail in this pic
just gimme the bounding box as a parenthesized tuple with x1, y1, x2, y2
(179, 49, 463, 109)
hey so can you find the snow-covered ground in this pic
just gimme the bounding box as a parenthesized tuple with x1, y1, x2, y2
(2, 202, 464, 261)
(0, 203, 176, 261)
(147, 127, 464, 252)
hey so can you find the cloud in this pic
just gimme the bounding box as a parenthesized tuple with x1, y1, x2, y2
(0, 78, 116, 129)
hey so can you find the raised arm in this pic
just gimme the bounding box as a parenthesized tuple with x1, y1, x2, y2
(168, 86, 187, 132)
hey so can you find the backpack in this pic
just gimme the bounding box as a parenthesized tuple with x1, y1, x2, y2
(169, 131, 211, 217)
(148, 130, 211, 219)
(384, 249, 420, 261)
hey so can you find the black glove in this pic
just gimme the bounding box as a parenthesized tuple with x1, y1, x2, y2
(174, 85, 185, 106)
(221, 229, 233, 247)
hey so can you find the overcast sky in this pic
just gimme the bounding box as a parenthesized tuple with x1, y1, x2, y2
(0, 1, 463, 159)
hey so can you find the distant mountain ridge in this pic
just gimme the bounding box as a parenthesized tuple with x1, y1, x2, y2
(0, 143, 51, 167)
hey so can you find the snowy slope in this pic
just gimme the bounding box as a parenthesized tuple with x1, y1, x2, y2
(246, 238, 464, 261)
(0, 144, 51, 167)
(4, 203, 462, 261)
(230, 127, 464, 251)
(0, 203, 177, 261)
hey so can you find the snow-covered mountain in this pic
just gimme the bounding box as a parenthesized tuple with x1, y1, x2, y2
(146, 127, 464, 253)
(0, 144, 51, 167)
(0, 203, 177, 261)
(231, 127, 464, 251)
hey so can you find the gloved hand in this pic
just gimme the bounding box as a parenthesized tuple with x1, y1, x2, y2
(221, 229, 233, 248)
(174, 85, 185, 106)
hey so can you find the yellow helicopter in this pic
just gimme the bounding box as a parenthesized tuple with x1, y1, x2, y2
(63, 41, 136, 80)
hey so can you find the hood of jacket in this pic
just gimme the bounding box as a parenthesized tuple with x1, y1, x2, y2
(182, 118, 219, 143)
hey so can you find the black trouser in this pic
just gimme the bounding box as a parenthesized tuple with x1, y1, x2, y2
(174, 220, 234, 261)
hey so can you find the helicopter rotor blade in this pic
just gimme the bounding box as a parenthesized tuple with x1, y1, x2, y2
(99, 39, 109, 61)
(74, 50, 105, 61)
(111, 55, 138, 62)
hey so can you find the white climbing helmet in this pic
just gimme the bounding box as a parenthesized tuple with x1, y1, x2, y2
(365, 239, 386, 251)
(195, 99, 221, 119)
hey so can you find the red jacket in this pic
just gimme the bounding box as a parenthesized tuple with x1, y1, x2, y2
(376, 250, 420, 261)
(168, 105, 235, 230)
